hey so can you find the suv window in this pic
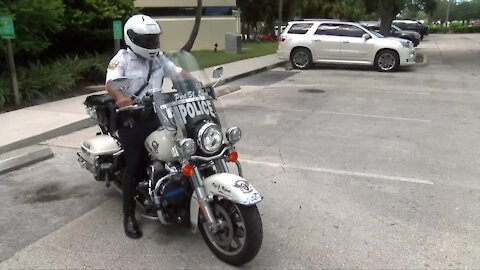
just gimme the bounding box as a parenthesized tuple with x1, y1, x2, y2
(394, 22, 418, 31)
(287, 23, 314, 34)
(339, 25, 366, 38)
(316, 23, 366, 38)
(315, 23, 342, 35)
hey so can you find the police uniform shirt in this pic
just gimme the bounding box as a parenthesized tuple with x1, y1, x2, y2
(105, 48, 183, 99)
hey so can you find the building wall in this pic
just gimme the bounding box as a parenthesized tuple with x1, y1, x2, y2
(157, 17, 237, 51)
(135, 0, 236, 8)
(135, 0, 239, 52)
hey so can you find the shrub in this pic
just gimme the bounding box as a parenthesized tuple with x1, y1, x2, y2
(17, 61, 77, 100)
(430, 26, 480, 34)
(0, 74, 11, 108)
(0, 53, 111, 109)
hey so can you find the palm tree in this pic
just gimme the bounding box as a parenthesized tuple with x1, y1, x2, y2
(181, 0, 202, 52)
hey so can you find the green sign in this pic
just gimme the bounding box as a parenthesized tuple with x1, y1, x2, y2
(113, 21, 122, 40)
(0, 15, 15, 39)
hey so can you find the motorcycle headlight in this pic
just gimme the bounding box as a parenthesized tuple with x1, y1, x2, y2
(197, 123, 223, 154)
(226, 127, 242, 144)
(179, 138, 196, 158)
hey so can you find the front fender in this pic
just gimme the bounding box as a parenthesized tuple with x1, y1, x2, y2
(204, 173, 262, 205)
(189, 173, 262, 233)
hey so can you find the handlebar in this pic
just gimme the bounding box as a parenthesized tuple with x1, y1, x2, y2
(115, 104, 145, 113)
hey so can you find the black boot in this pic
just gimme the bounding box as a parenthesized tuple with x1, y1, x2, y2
(122, 174, 142, 239)
(124, 214, 142, 239)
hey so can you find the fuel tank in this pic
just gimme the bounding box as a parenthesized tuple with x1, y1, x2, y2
(144, 128, 177, 162)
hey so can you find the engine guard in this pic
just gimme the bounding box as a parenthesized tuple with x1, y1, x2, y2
(189, 173, 262, 233)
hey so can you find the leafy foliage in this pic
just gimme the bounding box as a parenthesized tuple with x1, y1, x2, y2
(63, 0, 138, 30)
(0, 53, 110, 109)
(432, 0, 480, 23)
(429, 25, 480, 34)
(0, 74, 11, 108)
(0, 0, 64, 56)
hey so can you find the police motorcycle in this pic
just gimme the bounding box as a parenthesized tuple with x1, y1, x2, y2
(76, 51, 262, 266)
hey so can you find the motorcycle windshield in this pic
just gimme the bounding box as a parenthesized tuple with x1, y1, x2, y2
(153, 51, 222, 134)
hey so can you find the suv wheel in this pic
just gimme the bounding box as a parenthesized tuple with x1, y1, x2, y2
(374, 50, 399, 72)
(290, 48, 312, 69)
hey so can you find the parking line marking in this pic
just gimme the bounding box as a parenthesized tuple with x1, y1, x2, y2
(242, 159, 434, 185)
(314, 110, 432, 123)
(270, 107, 431, 123)
(271, 84, 432, 96)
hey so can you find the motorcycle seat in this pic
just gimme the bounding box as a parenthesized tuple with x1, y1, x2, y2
(84, 94, 115, 107)
(84, 94, 118, 133)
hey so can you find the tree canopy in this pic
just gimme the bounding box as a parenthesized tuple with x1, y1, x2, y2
(0, 0, 64, 56)
(237, 0, 442, 37)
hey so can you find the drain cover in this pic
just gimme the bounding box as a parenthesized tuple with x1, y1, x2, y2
(299, 89, 325, 94)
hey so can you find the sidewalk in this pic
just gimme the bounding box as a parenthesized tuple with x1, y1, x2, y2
(0, 54, 285, 155)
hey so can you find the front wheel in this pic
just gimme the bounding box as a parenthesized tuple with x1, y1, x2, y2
(199, 200, 263, 266)
(290, 48, 312, 69)
(374, 50, 399, 72)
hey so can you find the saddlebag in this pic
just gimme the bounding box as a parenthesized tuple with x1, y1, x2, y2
(77, 135, 122, 181)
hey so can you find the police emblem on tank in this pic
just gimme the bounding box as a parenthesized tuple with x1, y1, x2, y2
(151, 141, 159, 154)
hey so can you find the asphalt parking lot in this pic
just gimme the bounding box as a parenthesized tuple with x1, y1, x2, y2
(1, 34, 480, 269)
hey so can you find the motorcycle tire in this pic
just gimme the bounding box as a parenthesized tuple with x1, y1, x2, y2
(199, 200, 263, 266)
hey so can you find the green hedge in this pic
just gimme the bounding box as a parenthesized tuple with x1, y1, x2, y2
(430, 26, 480, 34)
(0, 53, 110, 109)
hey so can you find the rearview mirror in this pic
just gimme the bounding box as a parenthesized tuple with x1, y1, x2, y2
(212, 66, 224, 78)
(110, 77, 130, 91)
(362, 33, 371, 40)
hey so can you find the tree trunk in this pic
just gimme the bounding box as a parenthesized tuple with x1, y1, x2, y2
(181, 0, 202, 52)
(287, 0, 297, 20)
(379, 0, 395, 36)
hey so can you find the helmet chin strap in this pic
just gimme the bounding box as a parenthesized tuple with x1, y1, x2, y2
(128, 46, 159, 60)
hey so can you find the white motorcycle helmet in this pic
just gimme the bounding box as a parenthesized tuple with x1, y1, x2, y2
(124, 14, 161, 59)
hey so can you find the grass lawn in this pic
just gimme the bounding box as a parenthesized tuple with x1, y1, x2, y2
(191, 42, 278, 69)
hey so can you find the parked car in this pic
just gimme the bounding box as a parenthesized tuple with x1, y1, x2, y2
(277, 20, 416, 72)
(361, 22, 421, 47)
(392, 20, 428, 39)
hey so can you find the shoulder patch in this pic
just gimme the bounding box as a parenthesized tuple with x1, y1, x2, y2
(108, 60, 120, 70)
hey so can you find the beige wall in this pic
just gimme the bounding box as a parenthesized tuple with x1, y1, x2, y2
(135, 0, 236, 8)
(157, 17, 238, 51)
(134, 0, 240, 51)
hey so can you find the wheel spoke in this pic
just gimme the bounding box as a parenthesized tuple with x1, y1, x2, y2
(202, 202, 247, 256)
(233, 237, 242, 249)
(236, 226, 246, 238)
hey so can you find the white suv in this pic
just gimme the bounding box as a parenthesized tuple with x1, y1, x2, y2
(277, 20, 416, 72)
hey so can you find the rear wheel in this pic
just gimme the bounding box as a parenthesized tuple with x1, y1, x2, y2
(374, 50, 400, 72)
(199, 200, 263, 266)
(290, 48, 312, 69)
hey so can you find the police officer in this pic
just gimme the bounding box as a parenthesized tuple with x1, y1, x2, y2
(105, 14, 192, 239)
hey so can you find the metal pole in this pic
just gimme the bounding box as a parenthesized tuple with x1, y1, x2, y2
(114, 40, 120, 52)
(5, 39, 20, 105)
(278, 0, 283, 40)
(446, 0, 450, 26)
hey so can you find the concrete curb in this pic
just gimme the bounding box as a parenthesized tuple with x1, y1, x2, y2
(219, 60, 288, 86)
(215, 85, 242, 97)
(0, 118, 95, 155)
(0, 146, 54, 175)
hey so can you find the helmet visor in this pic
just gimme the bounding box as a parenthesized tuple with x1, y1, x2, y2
(127, 30, 160, 49)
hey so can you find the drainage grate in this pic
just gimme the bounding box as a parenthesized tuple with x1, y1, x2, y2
(298, 89, 325, 94)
